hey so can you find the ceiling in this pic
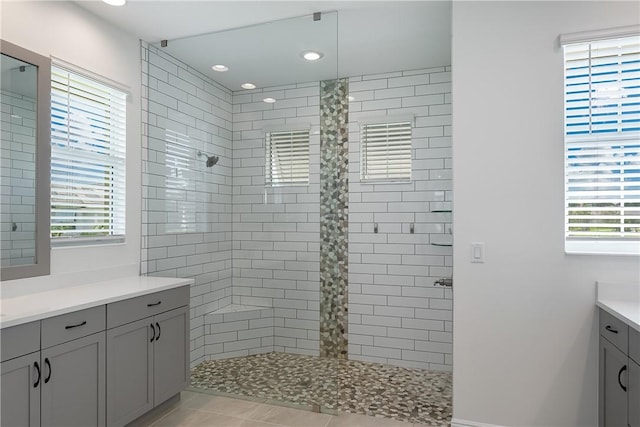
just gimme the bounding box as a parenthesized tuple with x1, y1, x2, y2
(77, 1, 452, 91)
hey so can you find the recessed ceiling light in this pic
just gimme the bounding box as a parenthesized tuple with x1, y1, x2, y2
(241, 83, 256, 90)
(263, 98, 276, 103)
(212, 65, 229, 72)
(302, 51, 324, 61)
(102, 0, 126, 5)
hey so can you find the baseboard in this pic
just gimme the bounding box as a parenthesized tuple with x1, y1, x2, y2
(451, 418, 506, 427)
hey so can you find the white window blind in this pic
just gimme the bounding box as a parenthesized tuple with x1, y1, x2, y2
(563, 35, 640, 254)
(265, 129, 309, 186)
(360, 121, 412, 182)
(50, 66, 126, 243)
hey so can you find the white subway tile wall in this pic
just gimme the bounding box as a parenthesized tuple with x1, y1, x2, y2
(0, 90, 36, 266)
(348, 67, 453, 371)
(232, 82, 321, 356)
(141, 43, 234, 368)
(141, 44, 452, 371)
(204, 306, 274, 359)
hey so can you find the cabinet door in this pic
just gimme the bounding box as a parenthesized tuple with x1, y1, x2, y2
(106, 318, 153, 427)
(630, 359, 640, 427)
(153, 306, 189, 405)
(1, 352, 41, 427)
(600, 338, 628, 427)
(41, 332, 105, 427)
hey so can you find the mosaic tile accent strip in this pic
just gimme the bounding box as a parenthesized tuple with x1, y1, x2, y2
(319, 78, 349, 359)
(189, 352, 452, 426)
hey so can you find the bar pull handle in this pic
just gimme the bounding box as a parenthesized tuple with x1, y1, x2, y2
(618, 365, 627, 392)
(605, 325, 619, 334)
(44, 358, 51, 384)
(150, 323, 156, 342)
(65, 321, 87, 330)
(33, 361, 41, 388)
(147, 301, 162, 307)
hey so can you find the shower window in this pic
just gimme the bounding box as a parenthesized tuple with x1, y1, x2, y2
(360, 119, 412, 182)
(265, 129, 310, 186)
(50, 65, 126, 245)
(562, 33, 640, 255)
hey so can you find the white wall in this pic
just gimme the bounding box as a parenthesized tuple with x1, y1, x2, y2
(452, 2, 640, 426)
(1, 1, 141, 276)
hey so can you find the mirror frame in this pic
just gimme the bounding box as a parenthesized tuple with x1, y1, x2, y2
(1, 40, 51, 281)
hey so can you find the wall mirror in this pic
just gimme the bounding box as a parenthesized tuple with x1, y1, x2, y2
(0, 40, 51, 281)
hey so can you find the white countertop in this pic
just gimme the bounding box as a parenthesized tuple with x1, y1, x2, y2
(597, 281, 640, 333)
(0, 276, 192, 329)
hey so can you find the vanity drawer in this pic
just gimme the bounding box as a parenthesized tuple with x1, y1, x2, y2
(599, 309, 629, 353)
(630, 327, 640, 365)
(41, 305, 106, 349)
(106, 286, 189, 329)
(1, 321, 40, 362)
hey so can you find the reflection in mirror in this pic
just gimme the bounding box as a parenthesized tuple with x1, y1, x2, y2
(1, 54, 37, 266)
(0, 40, 51, 280)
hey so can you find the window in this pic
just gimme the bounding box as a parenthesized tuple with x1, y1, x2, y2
(50, 66, 126, 244)
(265, 129, 309, 186)
(563, 34, 640, 254)
(360, 120, 412, 182)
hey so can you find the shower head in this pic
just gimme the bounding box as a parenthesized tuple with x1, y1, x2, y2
(197, 150, 219, 168)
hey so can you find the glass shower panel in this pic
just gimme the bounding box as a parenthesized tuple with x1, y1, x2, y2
(144, 11, 340, 413)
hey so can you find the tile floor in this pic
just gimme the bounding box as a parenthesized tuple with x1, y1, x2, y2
(190, 353, 452, 426)
(142, 391, 439, 427)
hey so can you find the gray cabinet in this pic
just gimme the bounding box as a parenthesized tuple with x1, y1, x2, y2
(600, 338, 628, 427)
(0, 352, 41, 427)
(630, 359, 640, 427)
(106, 288, 189, 427)
(153, 306, 189, 405)
(599, 309, 640, 427)
(0, 284, 189, 427)
(0, 321, 41, 427)
(40, 332, 106, 427)
(106, 318, 153, 427)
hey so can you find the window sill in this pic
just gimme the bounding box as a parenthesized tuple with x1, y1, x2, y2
(565, 240, 640, 256)
(51, 237, 126, 249)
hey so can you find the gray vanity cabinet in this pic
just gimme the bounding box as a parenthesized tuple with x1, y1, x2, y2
(630, 360, 640, 427)
(40, 333, 106, 427)
(600, 337, 629, 427)
(1, 321, 41, 427)
(599, 308, 640, 427)
(106, 287, 189, 427)
(1, 308, 106, 427)
(0, 284, 189, 427)
(0, 352, 41, 427)
(106, 318, 154, 427)
(153, 306, 189, 405)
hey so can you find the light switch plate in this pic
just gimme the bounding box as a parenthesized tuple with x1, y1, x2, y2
(471, 242, 485, 263)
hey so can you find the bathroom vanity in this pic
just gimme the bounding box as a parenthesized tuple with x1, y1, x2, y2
(0, 276, 192, 427)
(597, 282, 640, 427)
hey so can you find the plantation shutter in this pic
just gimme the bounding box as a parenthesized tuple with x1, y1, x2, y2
(265, 130, 309, 186)
(50, 66, 126, 242)
(563, 35, 640, 246)
(361, 121, 412, 182)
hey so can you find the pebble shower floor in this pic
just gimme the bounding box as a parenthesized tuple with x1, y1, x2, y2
(189, 352, 452, 426)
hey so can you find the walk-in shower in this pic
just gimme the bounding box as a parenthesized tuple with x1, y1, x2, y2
(140, 4, 453, 425)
